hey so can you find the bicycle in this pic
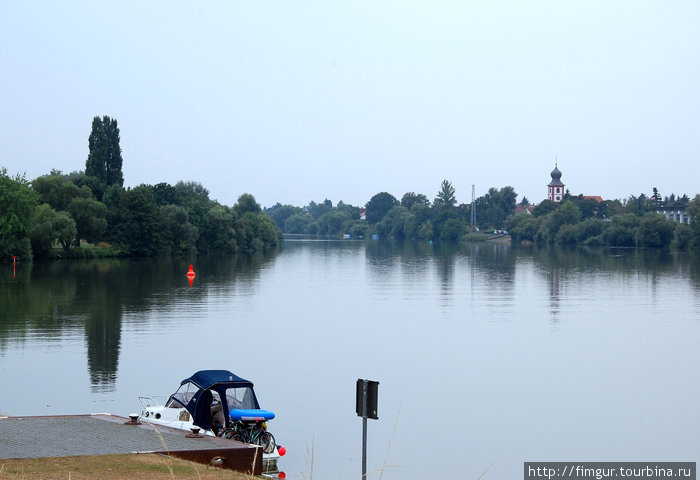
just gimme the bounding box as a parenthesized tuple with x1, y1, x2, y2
(223, 419, 276, 454)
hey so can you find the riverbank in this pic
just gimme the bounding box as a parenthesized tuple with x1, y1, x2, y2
(0, 454, 256, 479)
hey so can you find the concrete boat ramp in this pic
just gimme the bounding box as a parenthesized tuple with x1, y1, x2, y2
(0, 414, 263, 474)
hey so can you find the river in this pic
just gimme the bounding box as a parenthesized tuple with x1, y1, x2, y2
(1, 240, 699, 479)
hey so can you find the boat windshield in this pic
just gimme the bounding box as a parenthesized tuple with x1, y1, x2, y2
(226, 386, 258, 410)
(165, 381, 199, 408)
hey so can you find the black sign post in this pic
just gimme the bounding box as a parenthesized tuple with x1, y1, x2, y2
(356, 379, 379, 479)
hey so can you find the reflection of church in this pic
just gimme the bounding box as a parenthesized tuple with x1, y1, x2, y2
(547, 164, 565, 203)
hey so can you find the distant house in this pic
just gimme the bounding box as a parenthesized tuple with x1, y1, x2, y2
(583, 195, 603, 203)
(515, 205, 534, 214)
(656, 206, 692, 224)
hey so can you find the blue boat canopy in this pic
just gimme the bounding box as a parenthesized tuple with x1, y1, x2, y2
(182, 370, 254, 390)
(167, 369, 262, 431)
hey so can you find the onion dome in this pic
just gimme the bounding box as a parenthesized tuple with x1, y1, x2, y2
(548, 165, 564, 187)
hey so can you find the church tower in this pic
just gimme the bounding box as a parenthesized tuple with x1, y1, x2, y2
(548, 164, 565, 202)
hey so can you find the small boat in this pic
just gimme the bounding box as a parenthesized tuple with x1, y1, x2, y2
(138, 369, 285, 470)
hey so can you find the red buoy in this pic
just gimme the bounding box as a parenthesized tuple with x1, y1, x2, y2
(186, 265, 196, 277)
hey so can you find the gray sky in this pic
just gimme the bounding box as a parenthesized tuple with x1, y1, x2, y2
(2, 1, 698, 208)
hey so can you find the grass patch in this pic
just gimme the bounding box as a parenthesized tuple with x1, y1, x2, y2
(0, 454, 256, 479)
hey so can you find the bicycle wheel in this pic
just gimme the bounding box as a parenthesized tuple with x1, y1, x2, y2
(259, 431, 276, 454)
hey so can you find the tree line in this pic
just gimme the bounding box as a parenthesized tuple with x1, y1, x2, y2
(3, 115, 699, 261)
(267, 181, 700, 253)
(1, 116, 281, 261)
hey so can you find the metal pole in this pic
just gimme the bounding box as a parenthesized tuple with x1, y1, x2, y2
(362, 379, 368, 479)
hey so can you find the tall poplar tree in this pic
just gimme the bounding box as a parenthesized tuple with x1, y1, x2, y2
(85, 115, 124, 187)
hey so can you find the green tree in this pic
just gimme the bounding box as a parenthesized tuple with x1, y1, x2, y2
(534, 201, 581, 245)
(417, 220, 434, 241)
(117, 185, 166, 256)
(401, 192, 430, 210)
(637, 213, 675, 248)
(160, 204, 199, 256)
(85, 115, 124, 187)
(602, 213, 639, 247)
(29, 204, 59, 257)
(319, 210, 351, 235)
(473, 186, 517, 229)
(365, 192, 398, 224)
(67, 197, 108, 245)
(174, 181, 210, 234)
(505, 212, 541, 244)
(53, 210, 77, 251)
(348, 220, 369, 238)
(198, 204, 238, 254)
(243, 211, 281, 251)
(533, 200, 557, 217)
(307, 199, 333, 219)
(335, 201, 361, 220)
(672, 223, 693, 251)
(284, 212, 315, 234)
(265, 203, 303, 231)
(433, 180, 457, 210)
(440, 218, 468, 242)
(0, 169, 38, 261)
(64, 171, 106, 201)
(234, 193, 262, 216)
(32, 175, 92, 212)
(151, 182, 180, 206)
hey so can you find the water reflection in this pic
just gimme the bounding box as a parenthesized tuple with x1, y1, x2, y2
(0, 253, 277, 391)
(1, 241, 699, 480)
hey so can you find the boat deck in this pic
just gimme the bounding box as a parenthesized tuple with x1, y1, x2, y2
(0, 414, 263, 474)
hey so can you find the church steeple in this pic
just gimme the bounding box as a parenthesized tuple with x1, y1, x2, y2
(547, 163, 564, 202)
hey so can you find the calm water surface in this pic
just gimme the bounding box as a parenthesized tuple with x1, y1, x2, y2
(1, 241, 699, 479)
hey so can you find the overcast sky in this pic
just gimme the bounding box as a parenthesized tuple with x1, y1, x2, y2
(1, 1, 698, 208)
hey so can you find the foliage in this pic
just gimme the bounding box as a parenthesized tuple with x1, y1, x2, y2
(365, 192, 398, 224)
(319, 210, 352, 235)
(161, 204, 199, 256)
(85, 115, 124, 187)
(306, 199, 333, 219)
(198, 204, 238, 254)
(32, 174, 93, 211)
(533, 199, 557, 217)
(233, 193, 262, 216)
(440, 218, 468, 242)
(29, 204, 59, 257)
(401, 192, 430, 210)
(0, 169, 38, 261)
(433, 180, 457, 210)
(113, 185, 167, 256)
(52, 209, 78, 250)
(534, 201, 582, 245)
(284, 212, 315, 234)
(637, 213, 675, 248)
(472, 186, 517, 229)
(265, 203, 303, 230)
(505, 213, 541, 244)
(67, 197, 108, 244)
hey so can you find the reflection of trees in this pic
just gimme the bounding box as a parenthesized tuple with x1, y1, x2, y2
(0, 252, 277, 391)
(526, 246, 693, 323)
(363, 240, 518, 307)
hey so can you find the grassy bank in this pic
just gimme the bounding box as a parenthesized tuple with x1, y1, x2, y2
(0, 454, 257, 480)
